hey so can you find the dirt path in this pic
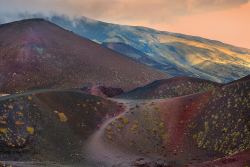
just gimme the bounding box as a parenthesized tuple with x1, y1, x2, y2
(85, 98, 165, 166)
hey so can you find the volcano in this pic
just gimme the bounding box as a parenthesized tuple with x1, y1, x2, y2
(0, 19, 171, 94)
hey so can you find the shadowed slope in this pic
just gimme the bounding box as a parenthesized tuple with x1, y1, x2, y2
(118, 76, 221, 99)
(0, 89, 126, 166)
(0, 19, 171, 94)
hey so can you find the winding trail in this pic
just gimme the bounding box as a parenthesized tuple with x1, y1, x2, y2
(85, 98, 165, 166)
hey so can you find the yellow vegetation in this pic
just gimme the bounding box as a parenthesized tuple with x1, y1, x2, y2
(130, 125, 138, 131)
(27, 127, 34, 134)
(8, 105, 13, 109)
(58, 113, 67, 122)
(28, 96, 32, 100)
(158, 123, 164, 129)
(134, 120, 139, 125)
(15, 121, 24, 126)
(110, 121, 115, 125)
(107, 135, 112, 140)
(0, 128, 7, 134)
(105, 126, 111, 131)
(17, 112, 23, 117)
(0, 121, 6, 125)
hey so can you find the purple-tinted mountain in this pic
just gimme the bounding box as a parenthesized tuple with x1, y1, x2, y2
(0, 19, 171, 94)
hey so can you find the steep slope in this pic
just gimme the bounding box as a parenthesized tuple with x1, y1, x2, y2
(0, 19, 171, 94)
(32, 15, 250, 83)
(102, 42, 186, 77)
(118, 76, 221, 99)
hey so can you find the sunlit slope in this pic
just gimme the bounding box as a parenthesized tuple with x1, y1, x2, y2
(102, 42, 186, 77)
(41, 15, 250, 83)
(101, 79, 250, 166)
(0, 89, 125, 166)
(102, 28, 250, 83)
(119, 76, 221, 99)
(0, 19, 171, 94)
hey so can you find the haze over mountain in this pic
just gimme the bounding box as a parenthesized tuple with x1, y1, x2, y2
(15, 14, 250, 84)
(0, 18, 171, 94)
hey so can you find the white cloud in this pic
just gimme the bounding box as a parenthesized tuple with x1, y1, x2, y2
(0, 0, 248, 25)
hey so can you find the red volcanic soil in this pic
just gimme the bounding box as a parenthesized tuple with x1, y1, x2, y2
(92, 78, 250, 166)
(0, 19, 171, 94)
(0, 76, 249, 166)
(118, 76, 221, 99)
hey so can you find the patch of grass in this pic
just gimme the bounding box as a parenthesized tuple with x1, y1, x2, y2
(134, 120, 139, 125)
(58, 113, 67, 122)
(0, 128, 7, 134)
(158, 123, 164, 129)
(130, 125, 138, 131)
(156, 107, 161, 112)
(26, 127, 34, 134)
(193, 135, 197, 139)
(122, 118, 129, 124)
(107, 135, 112, 140)
(110, 121, 115, 125)
(117, 124, 124, 128)
(105, 126, 111, 131)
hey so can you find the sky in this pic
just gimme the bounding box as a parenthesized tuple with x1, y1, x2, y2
(1, 0, 250, 49)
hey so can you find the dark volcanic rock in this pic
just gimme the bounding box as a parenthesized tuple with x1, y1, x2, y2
(79, 86, 124, 97)
(99, 86, 124, 97)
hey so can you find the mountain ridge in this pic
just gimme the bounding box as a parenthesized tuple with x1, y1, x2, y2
(0, 18, 171, 94)
(17, 14, 249, 83)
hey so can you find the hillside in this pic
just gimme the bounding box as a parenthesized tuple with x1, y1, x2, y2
(30, 15, 250, 83)
(118, 76, 221, 99)
(0, 19, 171, 94)
(102, 42, 186, 77)
(0, 76, 249, 166)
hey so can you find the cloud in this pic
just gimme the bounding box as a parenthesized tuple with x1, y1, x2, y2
(0, 0, 249, 25)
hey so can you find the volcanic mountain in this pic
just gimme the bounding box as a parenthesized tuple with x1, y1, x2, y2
(0, 75, 250, 166)
(102, 42, 186, 77)
(0, 19, 171, 94)
(27, 15, 250, 83)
